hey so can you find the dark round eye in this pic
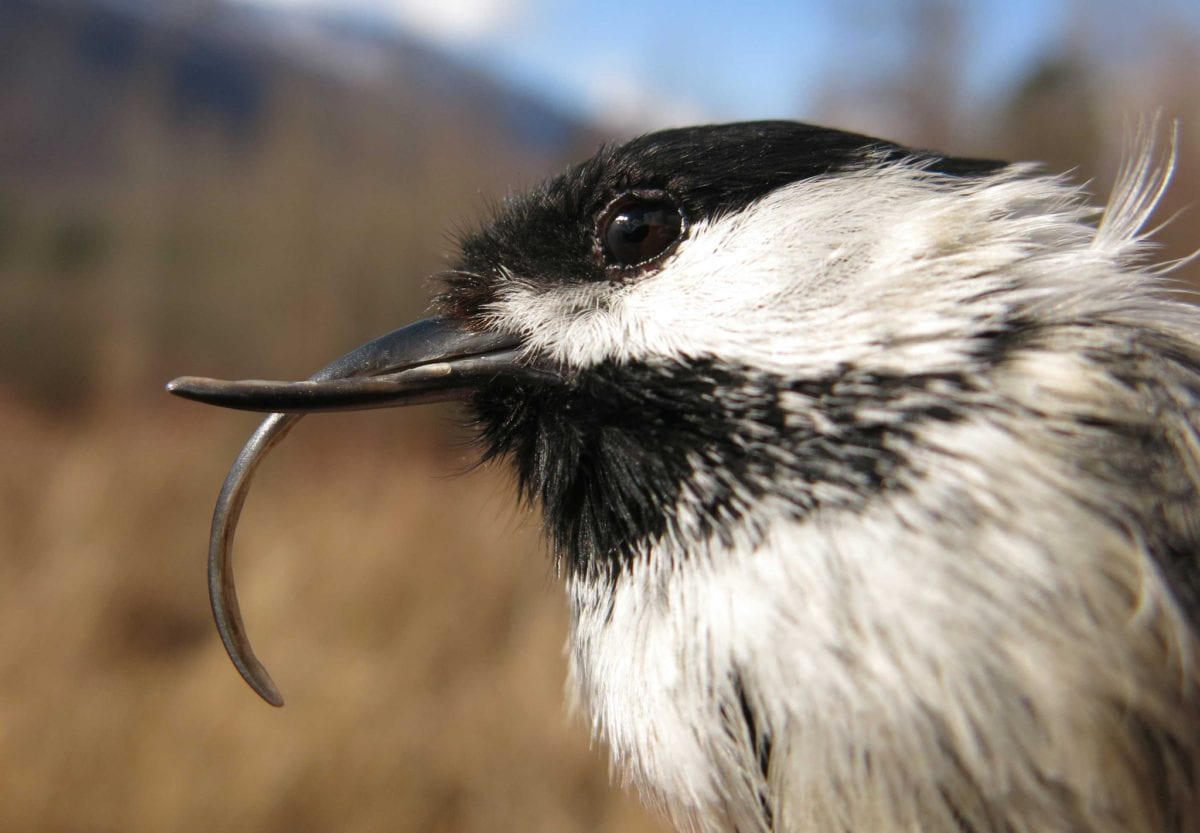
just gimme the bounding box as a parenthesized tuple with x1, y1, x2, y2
(598, 194, 684, 270)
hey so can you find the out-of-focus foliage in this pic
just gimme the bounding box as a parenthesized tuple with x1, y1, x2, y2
(0, 404, 665, 833)
(0, 0, 1196, 831)
(0, 0, 602, 410)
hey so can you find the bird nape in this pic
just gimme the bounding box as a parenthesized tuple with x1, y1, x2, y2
(168, 120, 1200, 833)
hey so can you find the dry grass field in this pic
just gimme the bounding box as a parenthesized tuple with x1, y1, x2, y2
(0, 396, 669, 833)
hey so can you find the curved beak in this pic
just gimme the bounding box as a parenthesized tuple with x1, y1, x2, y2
(167, 317, 545, 706)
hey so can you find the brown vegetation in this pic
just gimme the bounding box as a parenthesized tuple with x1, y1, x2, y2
(0, 400, 668, 832)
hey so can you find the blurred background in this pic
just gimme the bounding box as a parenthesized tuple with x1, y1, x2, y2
(1, 0, 1197, 830)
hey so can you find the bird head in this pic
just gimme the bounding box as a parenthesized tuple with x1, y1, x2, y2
(169, 120, 1125, 707)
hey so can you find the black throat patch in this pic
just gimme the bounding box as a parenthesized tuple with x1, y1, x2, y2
(470, 358, 977, 581)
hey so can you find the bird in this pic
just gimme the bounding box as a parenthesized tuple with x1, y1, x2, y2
(168, 120, 1200, 833)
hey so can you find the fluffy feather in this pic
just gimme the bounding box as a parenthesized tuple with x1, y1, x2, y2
(454, 124, 1200, 833)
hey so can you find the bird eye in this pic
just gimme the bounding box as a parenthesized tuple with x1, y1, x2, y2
(597, 193, 684, 271)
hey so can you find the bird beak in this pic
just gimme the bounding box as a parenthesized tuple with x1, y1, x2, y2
(167, 316, 542, 706)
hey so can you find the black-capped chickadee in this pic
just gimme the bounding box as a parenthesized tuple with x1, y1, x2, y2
(171, 121, 1199, 833)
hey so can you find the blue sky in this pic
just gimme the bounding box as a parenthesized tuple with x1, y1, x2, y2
(466, 0, 1076, 124)
(245, 0, 1200, 130)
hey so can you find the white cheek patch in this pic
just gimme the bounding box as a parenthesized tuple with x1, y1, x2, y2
(485, 186, 847, 370)
(483, 162, 1120, 378)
